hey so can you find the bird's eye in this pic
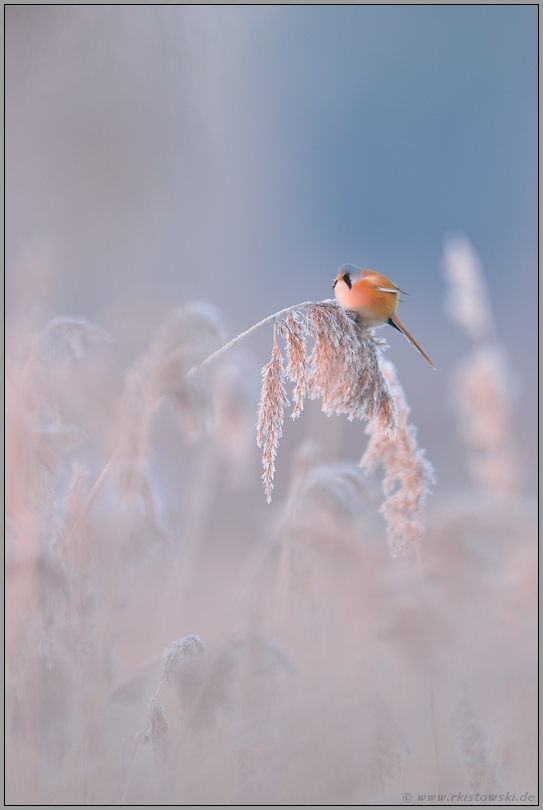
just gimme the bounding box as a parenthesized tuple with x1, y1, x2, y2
(343, 272, 352, 289)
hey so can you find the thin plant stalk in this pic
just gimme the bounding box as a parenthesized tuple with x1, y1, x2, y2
(184, 301, 320, 380)
(120, 673, 167, 804)
(84, 302, 322, 509)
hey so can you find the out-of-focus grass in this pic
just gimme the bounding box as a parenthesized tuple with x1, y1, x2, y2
(5, 282, 537, 805)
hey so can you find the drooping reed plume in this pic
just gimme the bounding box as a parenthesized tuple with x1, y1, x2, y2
(360, 359, 436, 557)
(441, 233, 521, 497)
(451, 344, 520, 497)
(6, 281, 536, 805)
(179, 297, 434, 557)
(441, 233, 496, 342)
(21, 317, 113, 546)
(89, 297, 412, 519)
(112, 302, 225, 512)
(138, 636, 208, 767)
(256, 328, 291, 503)
(256, 300, 398, 502)
(6, 285, 437, 804)
(452, 689, 495, 793)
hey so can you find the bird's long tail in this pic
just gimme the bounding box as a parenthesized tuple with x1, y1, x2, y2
(388, 313, 436, 370)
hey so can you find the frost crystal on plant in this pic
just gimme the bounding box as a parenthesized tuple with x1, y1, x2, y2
(277, 311, 308, 419)
(303, 302, 396, 431)
(256, 329, 290, 503)
(360, 360, 435, 557)
(161, 634, 208, 681)
(258, 301, 397, 501)
(144, 698, 171, 765)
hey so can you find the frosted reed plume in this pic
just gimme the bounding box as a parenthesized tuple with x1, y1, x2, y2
(111, 303, 224, 512)
(441, 233, 495, 340)
(56, 462, 90, 560)
(453, 690, 494, 793)
(185, 299, 396, 503)
(6, 289, 535, 805)
(5, 9, 536, 802)
(281, 302, 397, 429)
(4, 317, 112, 566)
(144, 699, 171, 766)
(360, 359, 435, 557)
(24, 317, 113, 429)
(161, 635, 208, 689)
(130, 633, 295, 784)
(127, 635, 207, 796)
(452, 345, 520, 496)
(256, 300, 397, 501)
(441, 234, 521, 497)
(256, 328, 291, 502)
(20, 318, 112, 539)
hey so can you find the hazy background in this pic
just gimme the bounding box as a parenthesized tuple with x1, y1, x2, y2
(5, 8, 538, 804)
(6, 5, 538, 494)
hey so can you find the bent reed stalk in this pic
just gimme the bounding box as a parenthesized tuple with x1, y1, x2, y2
(84, 300, 395, 502)
(80, 298, 431, 555)
(184, 301, 322, 380)
(84, 301, 325, 506)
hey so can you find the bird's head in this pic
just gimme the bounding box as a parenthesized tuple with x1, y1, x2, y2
(332, 263, 361, 290)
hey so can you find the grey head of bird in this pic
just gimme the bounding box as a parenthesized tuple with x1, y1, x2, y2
(332, 263, 362, 290)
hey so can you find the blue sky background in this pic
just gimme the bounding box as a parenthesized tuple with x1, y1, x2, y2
(6, 5, 538, 493)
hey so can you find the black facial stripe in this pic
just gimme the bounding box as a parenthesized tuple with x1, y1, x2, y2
(343, 272, 352, 289)
(332, 279, 337, 289)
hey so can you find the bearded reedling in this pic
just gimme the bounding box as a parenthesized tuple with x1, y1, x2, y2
(333, 264, 436, 369)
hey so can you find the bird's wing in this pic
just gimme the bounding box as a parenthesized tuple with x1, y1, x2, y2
(377, 286, 410, 296)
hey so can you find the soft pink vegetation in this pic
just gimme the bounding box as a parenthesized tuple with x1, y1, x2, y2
(257, 301, 398, 502)
(441, 234, 521, 499)
(360, 359, 436, 557)
(161, 635, 208, 684)
(32, 300, 432, 558)
(254, 301, 434, 557)
(8, 286, 536, 806)
(113, 302, 224, 509)
(452, 345, 520, 497)
(441, 233, 495, 341)
(452, 689, 495, 793)
(256, 330, 291, 503)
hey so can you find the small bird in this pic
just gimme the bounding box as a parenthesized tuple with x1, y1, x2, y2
(333, 263, 436, 369)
